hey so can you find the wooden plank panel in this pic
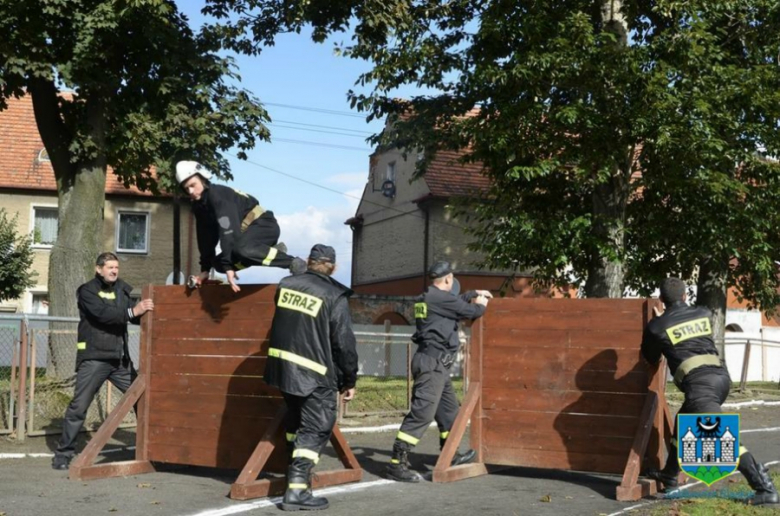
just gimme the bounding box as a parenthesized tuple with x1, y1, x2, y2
(150, 373, 280, 397)
(483, 424, 635, 455)
(148, 391, 280, 417)
(152, 284, 277, 305)
(151, 355, 267, 376)
(151, 339, 270, 357)
(482, 447, 627, 474)
(484, 329, 643, 350)
(152, 319, 273, 340)
(481, 410, 639, 440)
(485, 298, 646, 313)
(481, 388, 645, 417)
(147, 441, 286, 471)
(484, 311, 644, 332)
(148, 423, 273, 449)
(482, 347, 644, 376)
(483, 367, 648, 393)
(149, 410, 276, 431)
(155, 302, 276, 320)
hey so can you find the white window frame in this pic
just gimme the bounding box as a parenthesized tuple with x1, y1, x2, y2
(27, 289, 49, 314)
(386, 161, 396, 182)
(115, 210, 151, 255)
(29, 204, 59, 249)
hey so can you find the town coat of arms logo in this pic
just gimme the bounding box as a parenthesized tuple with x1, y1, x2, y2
(677, 413, 740, 486)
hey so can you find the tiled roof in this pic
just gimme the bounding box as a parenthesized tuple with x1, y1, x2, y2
(424, 150, 490, 198)
(0, 95, 157, 196)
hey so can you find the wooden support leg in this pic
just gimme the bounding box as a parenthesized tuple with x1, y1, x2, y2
(432, 382, 488, 483)
(616, 391, 658, 501)
(69, 375, 154, 480)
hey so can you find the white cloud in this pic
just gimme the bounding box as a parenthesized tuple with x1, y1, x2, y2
(235, 172, 364, 287)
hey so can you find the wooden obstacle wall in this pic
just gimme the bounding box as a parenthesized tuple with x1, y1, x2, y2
(69, 284, 361, 500)
(434, 298, 670, 501)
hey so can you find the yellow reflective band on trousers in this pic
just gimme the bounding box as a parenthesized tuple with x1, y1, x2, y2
(288, 483, 308, 490)
(77, 342, 86, 350)
(277, 288, 323, 318)
(292, 448, 320, 464)
(268, 348, 327, 375)
(397, 431, 419, 445)
(286, 433, 297, 442)
(263, 247, 278, 266)
(440, 431, 450, 440)
(390, 458, 400, 464)
(98, 291, 116, 300)
(739, 446, 749, 457)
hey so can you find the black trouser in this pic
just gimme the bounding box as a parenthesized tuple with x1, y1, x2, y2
(282, 386, 338, 467)
(395, 352, 459, 448)
(56, 358, 137, 458)
(220, 211, 294, 270)
(664, 366, 742, 472)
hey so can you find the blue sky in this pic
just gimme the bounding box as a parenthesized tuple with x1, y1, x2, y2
(180, 4, 390, 286)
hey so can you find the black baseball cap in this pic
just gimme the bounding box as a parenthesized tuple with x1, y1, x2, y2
(428, 261, 454, 279)
(309, 244, 336, 263)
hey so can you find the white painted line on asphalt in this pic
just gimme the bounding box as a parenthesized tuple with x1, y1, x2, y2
(183, 479, 395, 516)
(605, 460, 780, 516)
(0, 445, 136, 460)
(341, 421, 436, 434)
(724, 400, 780, 408)
(742, 426, 780, 434)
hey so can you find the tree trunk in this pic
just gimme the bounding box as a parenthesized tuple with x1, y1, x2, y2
(696, 256, 728, 355)
(29, 84, 108, 379)
(583, 163, 630, 298)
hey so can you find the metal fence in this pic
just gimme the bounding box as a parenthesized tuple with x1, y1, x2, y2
(0, 315, 139, 440)
(339, 325, 469, 422)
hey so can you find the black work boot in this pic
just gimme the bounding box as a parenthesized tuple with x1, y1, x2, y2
(281, 459, 329, 511)
(440, 436, 476, 466)
(646, 448, 680, 491)
(739, 452, 779, 506)
(386, 441, 423, 483)
(51, 454, 71, 471)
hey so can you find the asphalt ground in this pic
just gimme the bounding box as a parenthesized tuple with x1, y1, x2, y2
(1, 405, 779, 516)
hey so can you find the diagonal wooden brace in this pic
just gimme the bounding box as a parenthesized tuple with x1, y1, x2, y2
(616, 390, 658, 501)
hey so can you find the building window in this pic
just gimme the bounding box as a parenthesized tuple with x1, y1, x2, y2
(386, 162, 396, 182)
(32, 206, 58, 247)
(37, 148, 50, 162)
(31, 294, 49, 315)
(116, 211, 150, 254)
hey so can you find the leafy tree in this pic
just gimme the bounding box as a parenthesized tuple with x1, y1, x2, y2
(208, 0, 780, 342)
(0, 209, 36, 303)
(0, 0, 269, 376)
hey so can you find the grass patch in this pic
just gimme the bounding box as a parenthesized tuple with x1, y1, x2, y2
(646, 471, 780, 516)
(347, 376, 464, 415)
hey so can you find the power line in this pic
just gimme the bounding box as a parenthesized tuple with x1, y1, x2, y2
(264, 102, 367, 119)
(270, 123, 369, 139)
(230, 153, 469, 233)
(273, 119, 374, 136)
(271, 138, 370, 152)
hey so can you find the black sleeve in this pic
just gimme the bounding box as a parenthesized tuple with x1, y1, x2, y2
(78, 284, 131, 326)
(211, 192, 242, 273)
(438, 293, 486, 321)
(330, 295, 358, 390)
(128, 295, 141, 326)
(640, 326, 662, 365)
(195, 210, 218, 273)
(460, 290, 478, 302)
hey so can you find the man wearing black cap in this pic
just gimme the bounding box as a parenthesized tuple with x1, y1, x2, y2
(642, 277, 778, 505)
(386, 261, 492, 482)
(263, 244, 359, 511)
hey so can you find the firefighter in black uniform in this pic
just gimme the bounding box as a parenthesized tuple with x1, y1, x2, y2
(642, 277, 778, 505)
(263, 244, 358, 511)
(176, 161, 306, 293)
(52, 252, 153, 470)
(386, 261, 491, 482)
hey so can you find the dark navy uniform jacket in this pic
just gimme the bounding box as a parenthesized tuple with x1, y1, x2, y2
(412, 286, 486, 354)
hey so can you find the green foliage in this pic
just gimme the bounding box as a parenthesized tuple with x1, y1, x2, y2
(0, 209, 37, 302)
(212, 0, 780, 306)
(0, 0, 270, 192)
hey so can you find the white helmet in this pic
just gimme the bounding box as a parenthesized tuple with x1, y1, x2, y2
(175, 160, 213, 185)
